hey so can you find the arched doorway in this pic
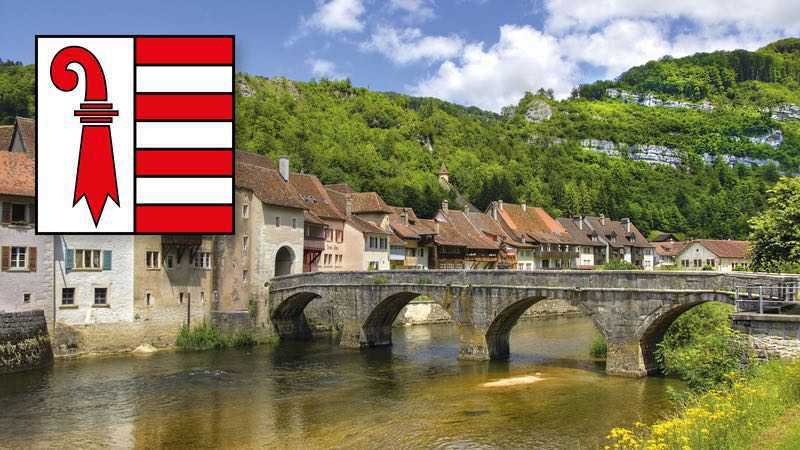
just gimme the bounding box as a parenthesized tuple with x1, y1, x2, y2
(275, 246, 295, 277)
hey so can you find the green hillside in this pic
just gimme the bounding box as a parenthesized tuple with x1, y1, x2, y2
(3, 40, 799, 239)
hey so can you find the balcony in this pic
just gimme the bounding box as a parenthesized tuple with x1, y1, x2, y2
(304, 237, 326, 251)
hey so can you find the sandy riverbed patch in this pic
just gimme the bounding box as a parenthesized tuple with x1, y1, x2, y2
(480, 375, 544, 387)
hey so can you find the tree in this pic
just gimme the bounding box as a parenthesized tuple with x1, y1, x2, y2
(749, 177, 800, 273)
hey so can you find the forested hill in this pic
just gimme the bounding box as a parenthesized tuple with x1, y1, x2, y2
(3, 39, 800, 240)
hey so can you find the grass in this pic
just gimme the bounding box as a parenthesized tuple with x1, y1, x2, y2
(590, 335, 608, 358)
(751, 407, 800, 450)
(605, 360, 800, 449)
(176, 322, 258, 351)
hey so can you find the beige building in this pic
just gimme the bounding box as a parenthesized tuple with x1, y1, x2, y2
(387, 206, 436, 269)
(215, 152, 306, 313)
(288, 173, 347, 272)
(676, 240, 750, 272)
(326, 185, 391, 271)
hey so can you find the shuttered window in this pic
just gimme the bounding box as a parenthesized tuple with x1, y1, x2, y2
(1, 246, 35, 271)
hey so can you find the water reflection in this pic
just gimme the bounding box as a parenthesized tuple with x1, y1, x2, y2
(0, 316, 682, 449)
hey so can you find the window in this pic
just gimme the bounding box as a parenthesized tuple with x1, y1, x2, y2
(242, 236, 249, 254)
(23, 293, 30, 303)
(62, 288, 75, 305)
(10, 246, 27, 270)
(94, 288, 107, 305)
(292, 218, 297, 229)
(335, 255, 342, 265)
(336, 230, 343, 243)
(681, 259, 690, 268)
(145, 291, 152, 306)
(200, 291, 205, 304)
(706, 259, 716, 267)
(179, 292, 184, 304)
(193, 252, 211, 269)
(275, 216, 281, 227)
(419, 248, 425, 257)
(242, 270, 248, 282)
(407, 248, 416, 257)
(165, 254, 174, 270)
(242, 203, 250, 219)
(11, 203, 27, 224)
(368, 261, 379, 270)
(693, 259, 702, 268)
(325, 229, 333, 241)
(146, 251, 160, 270)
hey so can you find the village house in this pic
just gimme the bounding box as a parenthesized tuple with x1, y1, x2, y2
(583, 215, 655, 270)
(434, 201, 499, 269)
(387, 206, 436, 269)
(486, 201, 577, 269)
(215, 152, 306, 313)
(558, 217, 606, 269)
(654, 241, 686, 267)
(325, 185, 391, 270)
(288, 173, 347, 272)
(676, 240, 751, 272)
(0, 120, 54, 327)
(463, 206, 524, 269)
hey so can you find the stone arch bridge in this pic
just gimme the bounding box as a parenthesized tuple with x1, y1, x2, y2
(268, 270, 798, 377)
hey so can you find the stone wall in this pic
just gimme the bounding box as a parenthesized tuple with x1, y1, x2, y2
(733, 313, 800, 359)
(53, 319, 183, 356)
(0, 310, 53, 374)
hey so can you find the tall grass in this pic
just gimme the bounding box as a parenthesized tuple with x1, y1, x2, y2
(176, 322, 257, 351)
(590, 335, 608, 358)
(605, 360, 800, 449)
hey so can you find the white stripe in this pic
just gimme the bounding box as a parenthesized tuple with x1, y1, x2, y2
(136, 178, 232, 204)
(136, 122, 232, 148)
(136, 66, 232, 92)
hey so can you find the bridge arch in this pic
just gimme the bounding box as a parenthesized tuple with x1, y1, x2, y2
(271, 291, 322, 340)
(484, 294, 603, 361)
(360, 290, 454, 348)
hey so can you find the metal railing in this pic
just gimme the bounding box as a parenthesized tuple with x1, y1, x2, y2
(735, 284, 800, 314)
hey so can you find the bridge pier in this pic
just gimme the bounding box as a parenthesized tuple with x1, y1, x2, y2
(458, 325, 491, 361)
(605, 339, 653, 377)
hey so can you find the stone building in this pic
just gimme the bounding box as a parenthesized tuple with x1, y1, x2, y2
(0, 130, 54, 327)
(215, 152, 306, 313)
(387, 206, 436, 269)
(132, 235, 214, 344)
(486, 201, 577, 269)
(326, 185, 392, 271)
(433, 201, 499, 269)
(676, 240, 750, 272)
(288, 173, 347, 272)
(583, 215, 655, 269)
(557, 216, 606, 269)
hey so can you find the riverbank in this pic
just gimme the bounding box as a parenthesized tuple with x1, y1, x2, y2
(606, 359, 800, 449)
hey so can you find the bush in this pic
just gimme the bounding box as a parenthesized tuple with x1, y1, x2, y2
(227, 331, 257, 348)
(590, 335, 608, 358)
(599, 260, 641, 271)
(655, 303, 753, 392)
(606, 360, 800, 450)
(176, 322, 225, 351)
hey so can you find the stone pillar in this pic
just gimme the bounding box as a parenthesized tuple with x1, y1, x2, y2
(339, 320, 364, 349)
(458, 325, 490, 361)
(606, 339, 650, 377)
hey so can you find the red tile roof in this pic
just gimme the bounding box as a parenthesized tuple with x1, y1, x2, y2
(13, 117, 35, 158)
(388, 206, 435, 240)
(655, 241, 686, 257)
(494, 203, 572, 244)
(236, 150, 275, 169)
(349, 214, 389, 235)
(304, 210, 325, 225)
(0, 125, 13, 151)
(557, 217, 605, 247)
(438, 209, 499, 250)
(0, 151, 34, 197)
(687, 240, 751, 259)
(290, 173, 346, 221)
(418, 218, 464, 248)
(235, 151, 306, 210)
(325, 183, 354, 193)
(584, 216, 653, 248)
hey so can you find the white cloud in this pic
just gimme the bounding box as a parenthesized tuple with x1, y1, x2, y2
(543, 0, 800, 34)
(411, 25, 575, 112)
(361, 26, 465, 64)
(389, 0, 435, 21)
(305, 0, 366, 33)
(308, 58, 346, 79)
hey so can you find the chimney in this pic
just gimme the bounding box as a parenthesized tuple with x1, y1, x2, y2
(574, 215, 583, 230)
(498, 200, 504, 210)
(345, 194, 353, 218)
(442, 199, 449, 212)
(464, 204, 470, 214)
(400, 210, 408, 226)
(278, 156, 289, 182)
(600, 214, 606, 226)
(521, 203, 527, 211)
(622, 218, 631, 233)
(434, 221, 440, 234)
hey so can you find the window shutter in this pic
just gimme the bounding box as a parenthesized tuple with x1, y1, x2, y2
(28, 247, 36, 272)
(65, 248, 74, 271)
(103, 250, 112, 271)
(1, 246, 8, 271)
(0, 203, 9, 224)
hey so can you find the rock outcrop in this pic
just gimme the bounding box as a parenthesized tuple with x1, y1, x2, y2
(524, 100, 552, 123)
(606, 88, 714, 112)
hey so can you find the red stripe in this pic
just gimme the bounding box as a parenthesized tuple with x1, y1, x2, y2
(135, 37, 233, 65)
(136, 149, 232, 176)
(75, 110, 119, 116)
(135, 94, 232, 120)
(80, 118, 113, 123)
(135, 205, 232, 233)
(80, 103, 113, 109)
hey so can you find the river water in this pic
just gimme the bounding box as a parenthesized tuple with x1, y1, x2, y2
(0, 317, 682, 449)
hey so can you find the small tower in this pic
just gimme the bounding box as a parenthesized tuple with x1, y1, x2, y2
(438, 163, 450, 188)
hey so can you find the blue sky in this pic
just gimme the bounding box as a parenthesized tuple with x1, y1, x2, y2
(1, 0, 798, 111)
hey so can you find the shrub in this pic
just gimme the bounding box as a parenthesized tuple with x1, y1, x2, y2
(599, 260, 641, 271)
(590, 335, 608, 358)
(176, 321, 225, 351)
(227, 331, 257, 348)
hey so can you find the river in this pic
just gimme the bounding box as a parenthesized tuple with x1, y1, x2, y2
(0, 316, 683, 449)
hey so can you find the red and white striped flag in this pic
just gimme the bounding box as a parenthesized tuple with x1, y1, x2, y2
(37, 36, 234, 234)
